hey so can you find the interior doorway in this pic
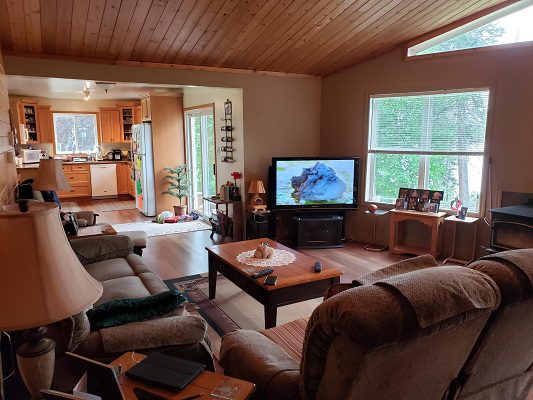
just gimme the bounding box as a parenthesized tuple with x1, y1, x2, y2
(184, 105, 217, 216)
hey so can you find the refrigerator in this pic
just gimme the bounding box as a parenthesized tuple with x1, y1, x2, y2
(131, 123, 156, 217)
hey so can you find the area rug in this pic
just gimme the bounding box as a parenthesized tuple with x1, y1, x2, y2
(165, 274, 321, 356)
(112, 220, 211, 237)
(61, 202, 81, 212)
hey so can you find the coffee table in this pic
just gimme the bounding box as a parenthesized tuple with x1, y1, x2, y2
(206, 238, 342, 329)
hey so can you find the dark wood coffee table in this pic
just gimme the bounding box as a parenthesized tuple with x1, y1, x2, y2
(206, 238, 342, 329)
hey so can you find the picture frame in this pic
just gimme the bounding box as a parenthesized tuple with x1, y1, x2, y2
(408, 197, 418, 210)
(415, 201, 425, 211)
(428, 202, 439, 213)
(395, 198, 405, 209)
(398, 188, 409, 198)
(430, 190, 444, 201)
(408, 189, 420, 198)
(458, 206, 468, 220)
(420, 190, 430, 201)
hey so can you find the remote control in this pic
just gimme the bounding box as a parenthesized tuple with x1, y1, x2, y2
(314, 261, 322, 272)
(251, 268, 275, 279)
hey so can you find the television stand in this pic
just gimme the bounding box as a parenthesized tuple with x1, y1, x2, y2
(293, 212, 344, 248)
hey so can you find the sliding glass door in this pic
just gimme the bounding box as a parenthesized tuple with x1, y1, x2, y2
(184, 106, 216, 216)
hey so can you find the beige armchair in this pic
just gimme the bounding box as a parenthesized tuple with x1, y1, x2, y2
(220, 258, 501, 400)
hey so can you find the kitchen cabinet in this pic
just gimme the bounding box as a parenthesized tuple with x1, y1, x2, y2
(120, 107, 133, 142)
(100, 108, 121, 143)
(36, 105, 54, 143)
(117, 162, 131, 195)
(57, 164, 92, 198)
(18, 102, 40, 142)
(133, 106, 142, 124)
(140, 95, 151, 121)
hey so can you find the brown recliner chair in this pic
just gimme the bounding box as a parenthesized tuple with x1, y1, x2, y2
(220, 263, 501, 400)
(449, 249, 533, 400)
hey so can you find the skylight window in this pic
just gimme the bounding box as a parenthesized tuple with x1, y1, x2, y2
(408, 1, 533, 57)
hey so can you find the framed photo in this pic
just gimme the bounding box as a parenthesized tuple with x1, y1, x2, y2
(224, 99, 232, 115)
(398, 188, 409, 198)
(408, 189, 420, 198)
(415, 201, 425, 211)
(395, 198, 405, 209)
(458, 206, 468, 220)
(428, 202, 439, 213)
(407, 197, 418, 210)
(430, 190, 444, 201)
(420, 190, 430, 201)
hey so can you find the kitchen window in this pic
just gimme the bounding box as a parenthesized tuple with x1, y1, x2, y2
(53, 113, 98, 154)
(365, 89, 490, 213)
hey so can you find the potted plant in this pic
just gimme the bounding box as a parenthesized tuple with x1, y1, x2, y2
(162, 165, 191, 216)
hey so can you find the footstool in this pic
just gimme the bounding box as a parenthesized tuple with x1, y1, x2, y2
(120, 230, 147, 256)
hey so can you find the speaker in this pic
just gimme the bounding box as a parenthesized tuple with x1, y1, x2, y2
(294, 215, 343, 248)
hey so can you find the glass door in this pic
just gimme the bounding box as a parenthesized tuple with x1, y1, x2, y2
(185, 106, 216, 216)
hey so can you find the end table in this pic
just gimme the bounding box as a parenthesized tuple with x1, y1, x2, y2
(443, 215, 479, 265)
(364, 209, 389, 252)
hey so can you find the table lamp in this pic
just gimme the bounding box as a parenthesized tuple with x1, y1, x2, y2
(33, 158, 70, 192)
(0, 202, 103, 398)
(248, 180, 266, 211)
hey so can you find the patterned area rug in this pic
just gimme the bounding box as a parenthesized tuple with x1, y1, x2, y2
(165, 274, 321, 356)
(113, 220, 211, 237)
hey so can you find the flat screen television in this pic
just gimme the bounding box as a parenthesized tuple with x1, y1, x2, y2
(269, 157, 359, 210)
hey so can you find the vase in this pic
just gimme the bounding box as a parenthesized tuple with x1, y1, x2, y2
(230, 187, 241, 201)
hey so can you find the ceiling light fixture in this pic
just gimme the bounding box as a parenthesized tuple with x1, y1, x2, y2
(94, 81, 116, 93)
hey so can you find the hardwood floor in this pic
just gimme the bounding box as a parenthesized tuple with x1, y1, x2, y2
(72, 198, 407, 281)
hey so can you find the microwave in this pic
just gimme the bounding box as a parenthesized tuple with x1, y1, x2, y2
(20, 149, 41, 164)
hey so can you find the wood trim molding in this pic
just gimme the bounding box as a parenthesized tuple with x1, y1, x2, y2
(4, 51, 322, 80)
(183, 103, 215, 112)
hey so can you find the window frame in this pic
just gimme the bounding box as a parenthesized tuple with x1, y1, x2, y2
(362, 87, 494, 217)
(404, 0, 533, 60)
(52, 112, 99, 155)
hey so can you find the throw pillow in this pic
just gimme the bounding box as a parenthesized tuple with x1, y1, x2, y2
(86, 290, 187, 331)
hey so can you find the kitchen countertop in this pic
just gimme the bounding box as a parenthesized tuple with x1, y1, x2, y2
(17, 160, 132, 169)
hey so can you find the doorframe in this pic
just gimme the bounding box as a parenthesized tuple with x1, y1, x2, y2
(183, 103, 217, 213)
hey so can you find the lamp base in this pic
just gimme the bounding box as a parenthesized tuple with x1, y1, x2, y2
(16, 327, 56, 399)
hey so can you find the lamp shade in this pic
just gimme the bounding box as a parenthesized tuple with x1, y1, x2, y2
(248, 180, 266, 194)
(0, 202, 103, 331)
(33, 159, 70, 191)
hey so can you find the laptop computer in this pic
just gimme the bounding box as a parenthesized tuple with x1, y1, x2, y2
(125, 352, 206, 392)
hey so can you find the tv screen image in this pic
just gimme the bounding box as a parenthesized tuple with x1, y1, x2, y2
(273, 158, 358, 209)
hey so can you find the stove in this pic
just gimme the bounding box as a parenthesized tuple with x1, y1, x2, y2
(489, 205, 533, 251)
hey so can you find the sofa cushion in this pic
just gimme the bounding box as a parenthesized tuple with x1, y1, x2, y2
(87, 289, 187, 330)
(71, 235, 133, 265)
(98, 276, 152, 305)
(85, 257, 136, 282)
(261, 318, 308, 363)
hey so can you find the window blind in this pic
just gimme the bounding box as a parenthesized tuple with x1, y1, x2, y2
(369, 90, 489, 154)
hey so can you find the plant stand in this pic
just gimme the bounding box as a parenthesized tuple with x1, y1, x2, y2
(364, 209, 389, 252)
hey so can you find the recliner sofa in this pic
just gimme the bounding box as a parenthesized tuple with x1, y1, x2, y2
(220, 250, 533, 400)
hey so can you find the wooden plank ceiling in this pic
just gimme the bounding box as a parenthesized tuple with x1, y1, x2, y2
(0, 0, 508, 77)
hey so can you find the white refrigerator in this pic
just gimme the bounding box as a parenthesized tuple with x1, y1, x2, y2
(132, 123, 156, 217)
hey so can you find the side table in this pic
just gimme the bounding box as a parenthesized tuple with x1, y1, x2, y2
(111, 352, 255, 400)
(364, 209, 389, 252)
(389, 209, 447, 258)
(443, 215, 479, 265)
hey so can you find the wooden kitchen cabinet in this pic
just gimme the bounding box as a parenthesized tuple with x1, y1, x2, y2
(133, 105, 142, 124)
(140, 96, 151, 121)
(36, 105, 54, 143)
(57, 164, 92, 198)
(18, 101, 40, 142)
(100, 108, 121, 143)
(117, 163, 131, 195)
(119, 107, 133, 142)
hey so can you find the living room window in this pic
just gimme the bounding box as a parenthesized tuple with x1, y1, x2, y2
(407, 1, 533, 57)
(53, 113, 98, 154)
(365, 89, 490, 213)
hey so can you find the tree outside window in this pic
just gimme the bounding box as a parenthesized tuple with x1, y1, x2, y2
(53, 113, 98, 154)
(366, 90, 489, 213)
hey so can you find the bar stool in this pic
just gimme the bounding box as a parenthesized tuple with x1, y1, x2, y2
(364, 209, 389, 252)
